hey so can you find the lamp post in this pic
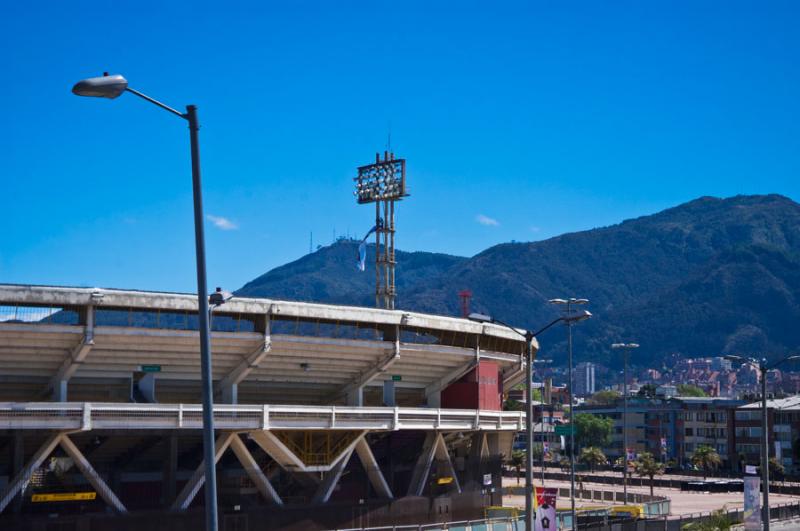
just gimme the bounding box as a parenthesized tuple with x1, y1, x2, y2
(612, 342, 639, 504)
(469, 310, 591, 531)
(548, 298, 588, 530)
(725, 354, 800, 531)
(535, 359, 553, 487)
(72, 74, 220, 531)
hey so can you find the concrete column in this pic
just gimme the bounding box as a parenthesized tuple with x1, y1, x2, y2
(427, 392, 441, 408)
(53, 380, 68, 402)
(346, 387, 363, 407)
(221, 383, 238, 404)
(163, 434, 178, 507)
(382, 380, 396, 406)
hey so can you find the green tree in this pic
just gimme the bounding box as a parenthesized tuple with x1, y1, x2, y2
(508, 450, 525, 485)
(574, 413, 613, 449)
(579, 446, 607, 472)
(633, 451, 665, 496)
(681, 507, 732, 530)
(691, 445, 721, 479)
(637, 384, 658, 398)
(677, 384, 708, 397)
(587, 390, 621, 405)
(769, 456, 785, 479)
(503, 398, 523, 411)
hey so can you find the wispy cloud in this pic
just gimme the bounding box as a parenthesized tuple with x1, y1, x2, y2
(476, 214, 500, 227)
(530, 226, 541, 233)
(207, 215, 239, 231)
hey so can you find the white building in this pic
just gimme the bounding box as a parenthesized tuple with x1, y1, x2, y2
(574, 362, 596, 396)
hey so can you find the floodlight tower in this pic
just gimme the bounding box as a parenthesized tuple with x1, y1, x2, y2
(354, 152, 409, 309)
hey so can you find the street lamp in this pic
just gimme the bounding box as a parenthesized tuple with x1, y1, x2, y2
(534, 358, 553, 487)
(548, 297, 589, 531)
(73, 74, 220, 531)
(725, 353, 800, 531)
(611, 342, 639, 504)
(469, 309, 591, 531)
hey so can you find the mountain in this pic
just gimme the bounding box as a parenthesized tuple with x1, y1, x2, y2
(236, 240, 466, 308)
(236, 194, 800, 369)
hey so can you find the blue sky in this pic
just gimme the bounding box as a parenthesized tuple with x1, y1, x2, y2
(2, 1, 799, 293)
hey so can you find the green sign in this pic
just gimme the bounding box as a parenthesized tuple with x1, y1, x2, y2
(554, 425, 574, 436)
(391, 375, 402, 382)
(140, 365, 162, 373)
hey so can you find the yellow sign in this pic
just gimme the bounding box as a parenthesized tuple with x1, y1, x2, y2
(32, 492, 97, 503)
(436, 476, 454, 485)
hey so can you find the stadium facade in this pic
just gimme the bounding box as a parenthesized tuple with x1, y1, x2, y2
(0, 284, 535, 530)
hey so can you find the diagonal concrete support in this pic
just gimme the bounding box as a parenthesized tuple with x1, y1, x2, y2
(218, 330, 271, 404)
(355, 437, 393, 499)
(0, 432, 127, 515)
(249, 431, 307, 472)
(59, 434, 127, 513)
(407, 432, 461, 496)
(407, 432, 437, 496)
(50, 306, 95, 401)
(311, 442, 359, 505)
(332, 330, 401, 405)
(171, 432, 236, 511)
(425, 335, 479, 407)
(229, 434, 283, 506)
(0, 433, 63, 514)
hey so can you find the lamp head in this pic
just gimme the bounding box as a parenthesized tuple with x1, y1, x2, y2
(209, 287, 233, 307)
(72, 73, 128, 99)
(564, 309, 592, 323)
(468, 312, 493, 324)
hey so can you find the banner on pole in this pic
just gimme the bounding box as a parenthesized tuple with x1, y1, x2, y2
(534, 486, 557, 531)
(743, 476, 761, 530)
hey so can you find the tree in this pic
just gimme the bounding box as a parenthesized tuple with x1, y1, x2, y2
(587, 390, 620, 405)
(504, 398, 523, 411)
(681, 506, 733, 530)
(574, 413, 613, 449)
(637, 384, 658, 398)
(769, 456, 785, 479)
(633, 451, 665, 496)
(508, 450, 525, 485)
(579, 446, 607, 473)
(691, 445, 722, 480)
(677, 384, 708, 397)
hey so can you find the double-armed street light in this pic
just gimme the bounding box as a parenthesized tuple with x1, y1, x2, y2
(548, 297, 589, 531)
(724, 354, 800, 531)
(72, 74, 220, 531)
(469, 308, 591, 531)
(611, 342, 639, 504)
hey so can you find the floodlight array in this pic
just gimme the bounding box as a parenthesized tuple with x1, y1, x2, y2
(354, 160, 406, 204)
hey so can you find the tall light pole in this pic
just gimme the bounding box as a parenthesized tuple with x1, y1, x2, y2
(725, 354, 800, 531)
(612, 342, 639, 505)
(534, 359, 553, 487)
(72, 74, 220, 531)
(469, 310, 591, 531)
(548, 297, 589, 531)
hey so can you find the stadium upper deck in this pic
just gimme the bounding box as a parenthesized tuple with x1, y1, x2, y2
(0, 284, 534, 406)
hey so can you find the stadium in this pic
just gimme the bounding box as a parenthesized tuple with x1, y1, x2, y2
(0, 283, 535, 530)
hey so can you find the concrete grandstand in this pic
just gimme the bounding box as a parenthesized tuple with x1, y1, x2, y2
(0, 284, 536, 530)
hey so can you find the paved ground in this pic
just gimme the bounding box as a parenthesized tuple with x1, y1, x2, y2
(501, 476, 800, 516)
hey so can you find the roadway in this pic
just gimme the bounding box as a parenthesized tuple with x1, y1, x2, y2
(501, 476, 799, 516)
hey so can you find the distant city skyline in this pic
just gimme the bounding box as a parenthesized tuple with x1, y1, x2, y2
(2, 2, 799, 292)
